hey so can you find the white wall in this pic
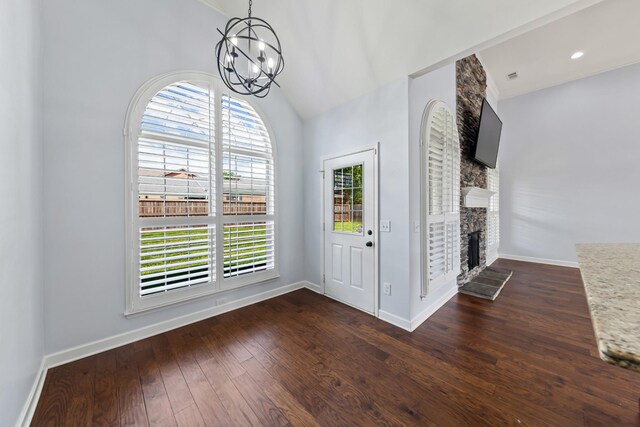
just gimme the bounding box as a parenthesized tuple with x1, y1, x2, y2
(303, 79, 411, 320)
(41, 0, 304, 354)
(0, 0, 44, 423)
(498, 62, 640, 263)
(302, 64, 467, 324)
(407, 63, 458, 321)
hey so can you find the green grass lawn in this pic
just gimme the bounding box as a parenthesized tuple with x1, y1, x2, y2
(334, 221, 363, 233)
(140, 225, 270, 290)
(140, 220, 362, 293)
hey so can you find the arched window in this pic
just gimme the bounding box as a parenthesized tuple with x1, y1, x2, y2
(125, 72, 277, 314)
(420, 100, 461, 296)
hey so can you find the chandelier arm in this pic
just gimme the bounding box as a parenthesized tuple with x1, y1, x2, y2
(226, 41, 282, 88)
(217, 52, 254, 96)
(238, 21, 285, 75)
(229, 65, 253, 94)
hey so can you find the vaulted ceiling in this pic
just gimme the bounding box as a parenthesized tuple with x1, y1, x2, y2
(480, 0, 640, 100)
(201, 0, 604, 118)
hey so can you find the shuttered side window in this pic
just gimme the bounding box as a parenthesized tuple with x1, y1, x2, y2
(487, 165, 500, 251)
(221, 94, 275, 280)
(137, 82, 216, 298)
(422, 101, 461, 296)
(127, 74, 278, 314)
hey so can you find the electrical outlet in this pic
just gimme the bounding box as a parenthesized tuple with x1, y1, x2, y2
(383, 282, 391, 295)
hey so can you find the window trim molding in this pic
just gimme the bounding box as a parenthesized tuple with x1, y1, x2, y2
(486, 164, 500, 261)
(124, 71, 280, 316)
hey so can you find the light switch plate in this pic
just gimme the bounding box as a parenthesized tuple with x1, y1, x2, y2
(414, 221, 420, 233)
(380, 220, 391, 233)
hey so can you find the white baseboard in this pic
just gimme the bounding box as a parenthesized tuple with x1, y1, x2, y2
(410, 284, 458, 331)
(370, 284, 458, 333)
(305, 282, 419, 333)
(45, 281, 306, 369)
(377, 310, 412, 331)
(499, 253, 579, 268)
(308, 284, 422, 333)
(16, 358, 48, 427)
(302, 281, 323, 294)
(487, 253, 499, 266)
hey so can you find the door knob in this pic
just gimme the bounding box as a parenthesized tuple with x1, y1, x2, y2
(366, 241, 374, 247)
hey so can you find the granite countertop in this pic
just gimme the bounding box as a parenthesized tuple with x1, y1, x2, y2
(576, 243, 640, 372)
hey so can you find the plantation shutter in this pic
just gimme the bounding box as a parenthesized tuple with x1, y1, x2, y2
(129, 76, 278, 313)
(126, 73, 278, 313)
(445, 107, 461, 278)
(427, 108, 447, 282)
(422, 101, 461, 296)
(221, 94, 275, 281)
(487, 165, 500, 254)
(136, 81, 216, 298)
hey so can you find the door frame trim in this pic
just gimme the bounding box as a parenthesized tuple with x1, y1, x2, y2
(320, 143, 380, 318)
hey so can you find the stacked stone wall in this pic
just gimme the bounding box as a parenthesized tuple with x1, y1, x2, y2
(456, 54, 488, 285)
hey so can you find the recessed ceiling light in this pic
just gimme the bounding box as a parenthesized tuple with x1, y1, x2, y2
(571, 51, 584, 60)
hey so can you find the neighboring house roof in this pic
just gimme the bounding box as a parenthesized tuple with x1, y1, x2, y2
(141, 168, 270, 197)
(164, 170, 198, 179)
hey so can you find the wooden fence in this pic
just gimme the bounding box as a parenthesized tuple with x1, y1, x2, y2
(139, 200, 266, 217)
(139, 200, 359, 219)
(334, 204, 363, 222)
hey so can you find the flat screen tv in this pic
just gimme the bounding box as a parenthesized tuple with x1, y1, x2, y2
(473, 99, 502, 169)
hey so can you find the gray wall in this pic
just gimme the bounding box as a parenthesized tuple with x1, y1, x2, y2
(41, 0, 304, 354)
(408, 64, 458, 319)
(0, 0, 44, 423)
(303, 79, 412, 320)
(498, 62, 640, 263)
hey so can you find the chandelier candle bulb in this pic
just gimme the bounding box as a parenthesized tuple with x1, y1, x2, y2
(247, 62, 255, 82)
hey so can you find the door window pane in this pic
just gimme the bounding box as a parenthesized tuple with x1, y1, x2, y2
(332, 164, 363, 234)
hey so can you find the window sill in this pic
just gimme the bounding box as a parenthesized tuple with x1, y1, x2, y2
(125, 269, 280, 318)
(221, 269, 280, 291)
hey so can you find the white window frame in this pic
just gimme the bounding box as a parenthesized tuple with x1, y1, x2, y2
(486, 164, 500, 263)
(420, 100, 461, 297)
(124, 71, 279, 315)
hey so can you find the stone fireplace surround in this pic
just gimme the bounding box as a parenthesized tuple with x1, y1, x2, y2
(456, 54, 490, 285)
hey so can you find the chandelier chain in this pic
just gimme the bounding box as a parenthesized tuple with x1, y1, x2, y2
(248, 0, 252, 17)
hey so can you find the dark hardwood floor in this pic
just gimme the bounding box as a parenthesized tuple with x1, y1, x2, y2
(32, 260, 639, 426)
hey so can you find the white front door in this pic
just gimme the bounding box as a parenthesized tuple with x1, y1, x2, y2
(323, 150, 376, 314)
